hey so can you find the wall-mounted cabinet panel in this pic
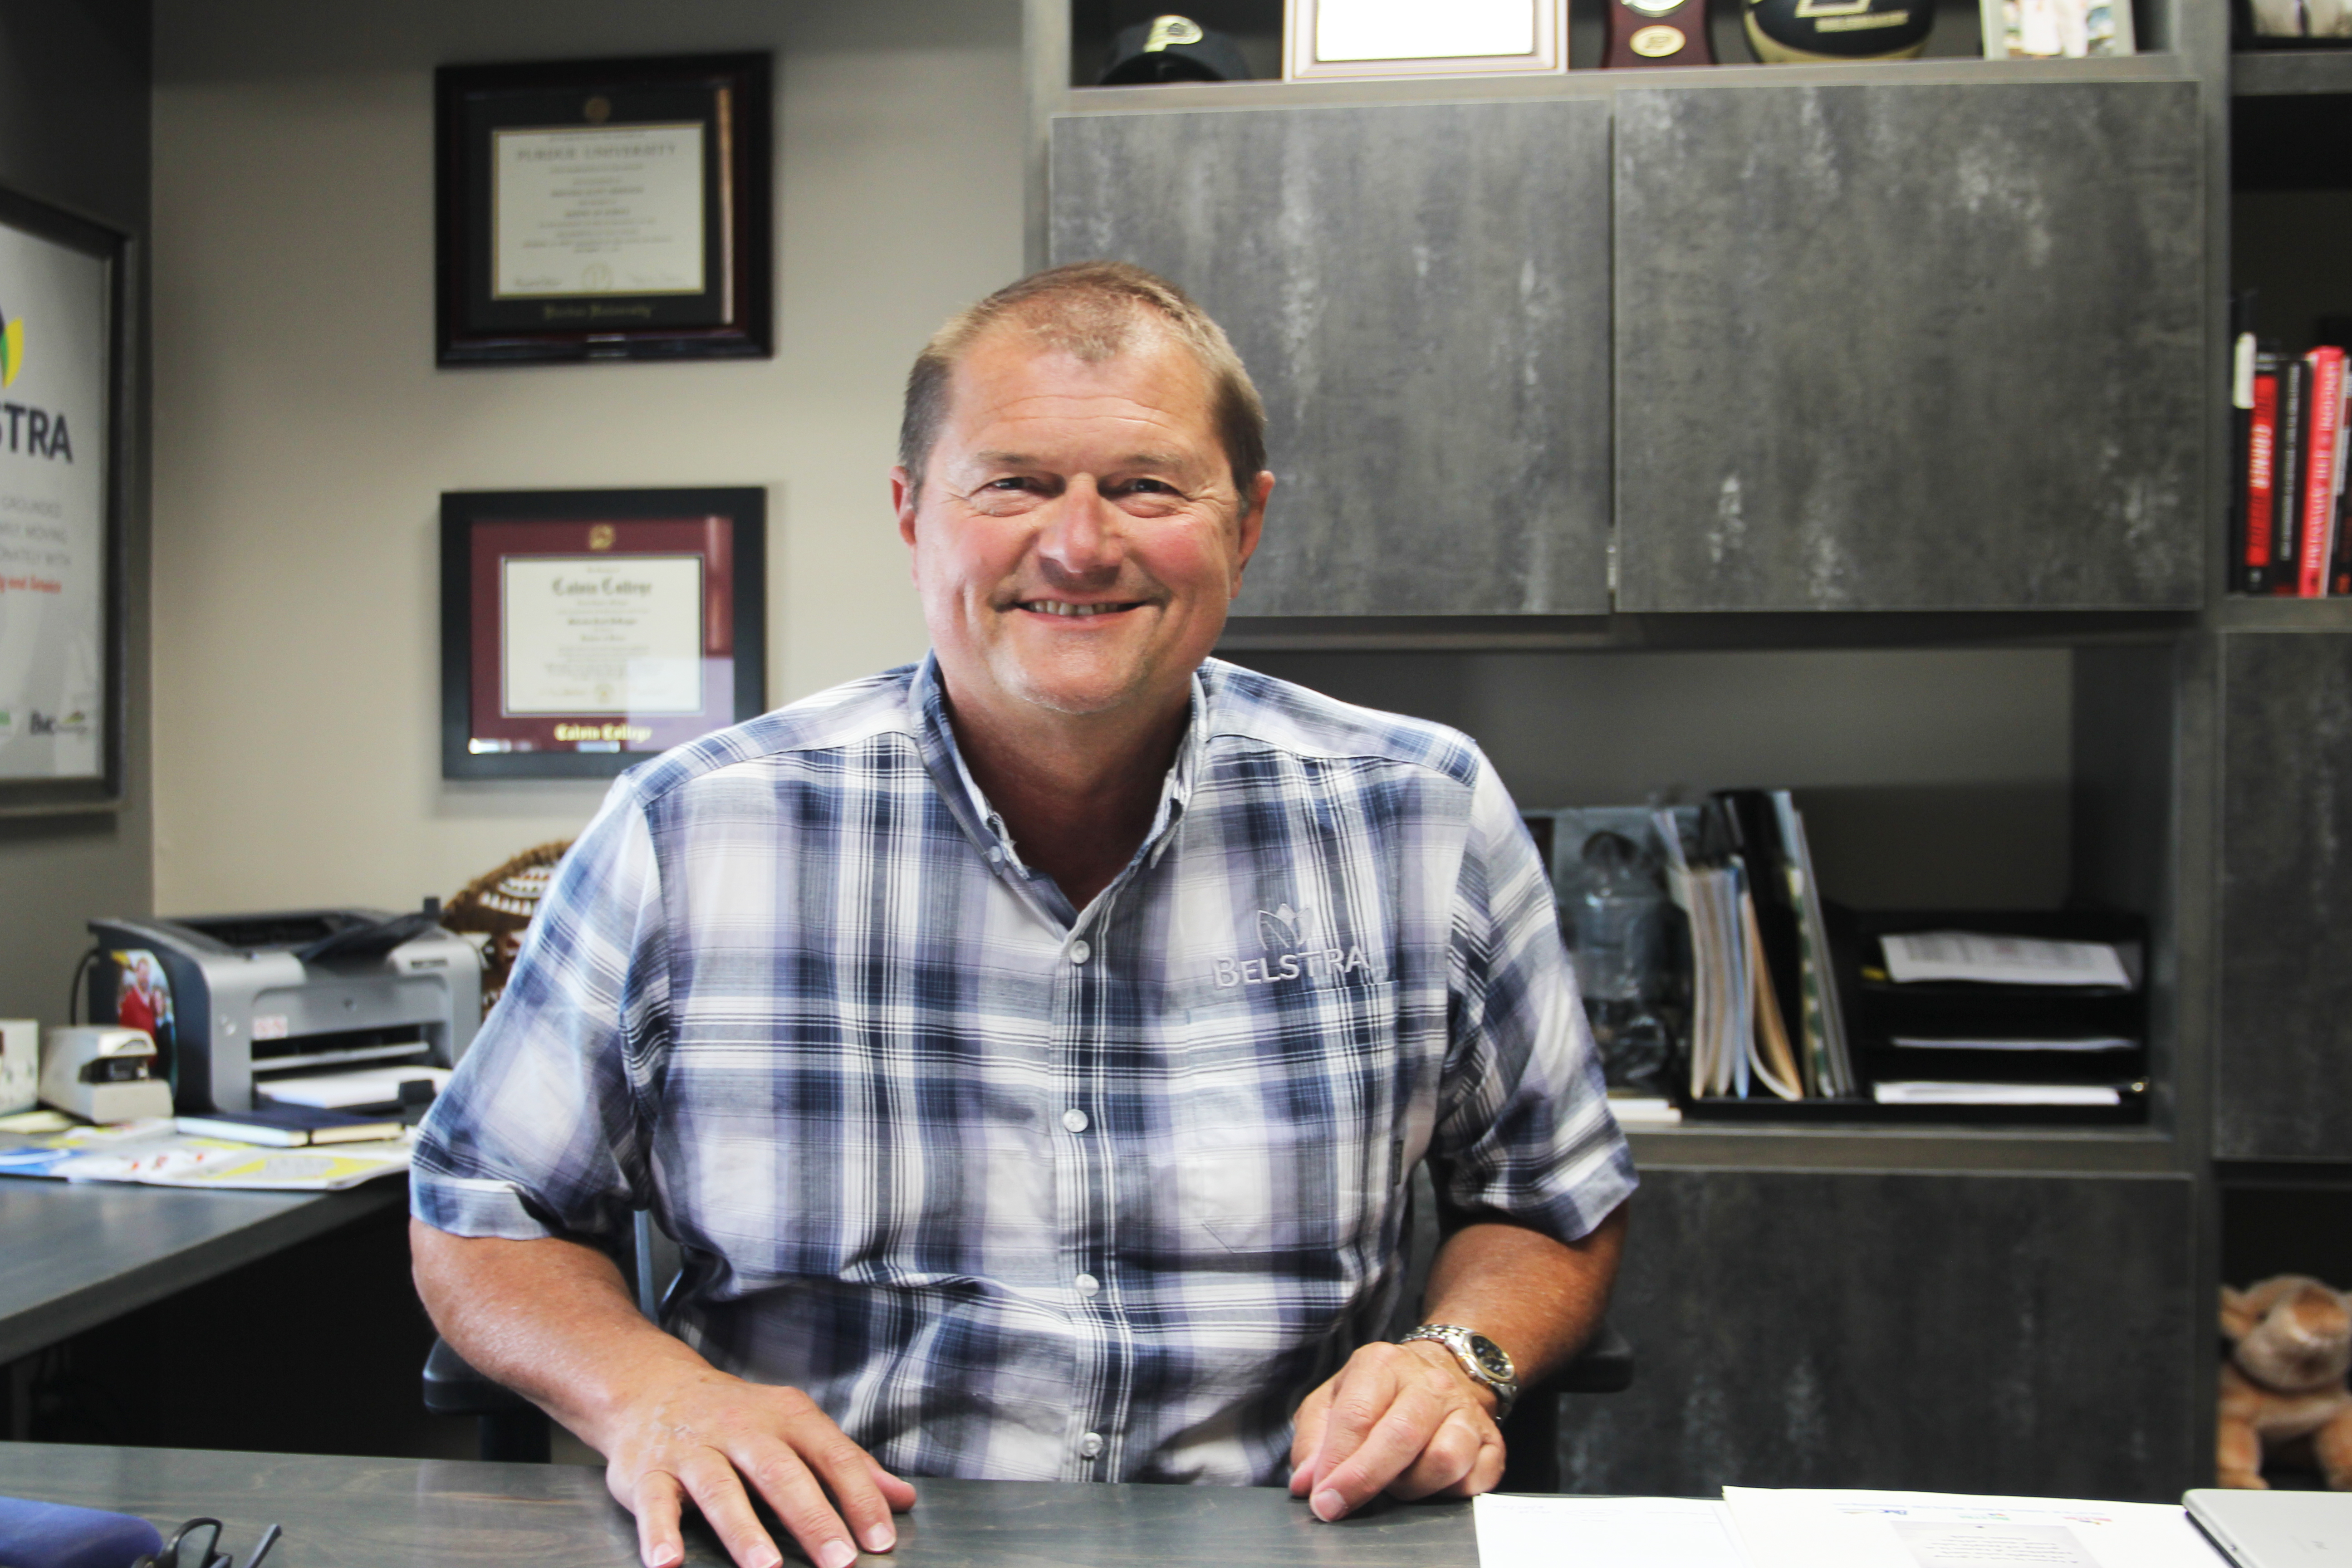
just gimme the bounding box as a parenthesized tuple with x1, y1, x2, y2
(1050, 101, 1612, 615)
(1557, 1168, 2196, 1499)
(2218, 632, 2352, 1161)
(1615, 81, 2204, 612)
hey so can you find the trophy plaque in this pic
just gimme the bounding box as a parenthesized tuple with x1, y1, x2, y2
(1604, 0, 1717, 65)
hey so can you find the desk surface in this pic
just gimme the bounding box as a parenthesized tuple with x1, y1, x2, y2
(0, 1179, 404, 1364)
(0, 1444, 1476, 1568)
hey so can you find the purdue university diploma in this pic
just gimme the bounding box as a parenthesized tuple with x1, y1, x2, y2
(491, 122, 705, 298)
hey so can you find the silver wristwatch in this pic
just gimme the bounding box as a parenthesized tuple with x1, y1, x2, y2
(1397, 1323, 1519, 1421)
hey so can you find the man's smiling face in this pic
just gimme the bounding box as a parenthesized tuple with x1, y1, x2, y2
(895, 321, 1268, 730)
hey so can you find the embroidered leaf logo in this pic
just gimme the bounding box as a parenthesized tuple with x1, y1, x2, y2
(1256, 903, 1302, 954)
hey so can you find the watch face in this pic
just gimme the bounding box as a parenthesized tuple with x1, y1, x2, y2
(1468, 1334, 1513, 1381)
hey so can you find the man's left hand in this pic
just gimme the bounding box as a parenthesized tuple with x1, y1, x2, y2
(1287, 1339, 1504, 1521)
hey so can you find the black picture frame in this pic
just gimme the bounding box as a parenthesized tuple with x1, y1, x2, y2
(441, 487, 767, 780)
(0, 184, 127, 816)
(435, 54, 772, 366)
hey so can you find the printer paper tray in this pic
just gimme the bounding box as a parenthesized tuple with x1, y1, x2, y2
(252, 1039, 434, 1075)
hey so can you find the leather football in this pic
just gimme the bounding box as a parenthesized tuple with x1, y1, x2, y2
(1743, 0, 1934, 61)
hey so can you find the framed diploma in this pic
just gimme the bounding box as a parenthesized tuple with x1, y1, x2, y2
(441, 488, 766, 779)
(435, 54, 772, 366)
(1286, 0, 1567, 79)
(0, 185, 124, 813)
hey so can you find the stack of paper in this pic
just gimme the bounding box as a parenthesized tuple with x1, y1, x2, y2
(1872, 1082, 2125, 1107)
(1474, 1486, 2229, 1568)
(257, 1063, 451, 1110)
(1880, 932, 2133, 990)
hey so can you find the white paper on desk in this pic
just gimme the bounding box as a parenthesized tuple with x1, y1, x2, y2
(1722, 1488, 2226, 1568)
(1475, 1494, 1752, 1568)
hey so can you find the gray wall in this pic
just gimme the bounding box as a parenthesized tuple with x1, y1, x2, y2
(0, 0, 152, 1020)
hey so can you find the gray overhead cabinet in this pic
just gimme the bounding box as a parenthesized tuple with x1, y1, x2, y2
(1049, 80, 2204, 616)
(1614, 80, 2205, 612)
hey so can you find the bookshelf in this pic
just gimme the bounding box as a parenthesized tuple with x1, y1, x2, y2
(2217, 44, 2352, 1486)
(1029, 0, 2224, 1498)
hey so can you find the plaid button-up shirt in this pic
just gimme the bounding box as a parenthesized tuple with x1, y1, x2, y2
(412, 655, 1635, 1486)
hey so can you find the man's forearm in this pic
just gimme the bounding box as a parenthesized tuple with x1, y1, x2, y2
(410, 1218, 711, 1444)
(1417, 1202, 1628, 1393)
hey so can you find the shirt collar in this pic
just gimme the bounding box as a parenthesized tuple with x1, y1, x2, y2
(908, 652, 1208, 878)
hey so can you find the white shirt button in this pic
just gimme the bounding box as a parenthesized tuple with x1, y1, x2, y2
(1068, 939, 1091, 965)
(1062, 1108, 1089, 1133)
(1079, 1432, 1104, 1459)
(986, 846, 1004, 865)
(1075, 1272, 1100, 1296)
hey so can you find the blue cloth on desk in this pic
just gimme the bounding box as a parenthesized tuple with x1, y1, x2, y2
(0, 1495, 163, 1568)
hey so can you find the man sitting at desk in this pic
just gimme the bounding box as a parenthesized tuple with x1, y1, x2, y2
(409, 262, 1634, 1568)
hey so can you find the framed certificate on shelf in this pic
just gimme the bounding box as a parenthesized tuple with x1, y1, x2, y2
(441, 488, 766, 779)
(435, 54, 772, 365)
(1286, 0, 1567, 79)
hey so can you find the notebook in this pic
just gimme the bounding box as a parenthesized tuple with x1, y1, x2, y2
(2187, 1489, 2352, 1567)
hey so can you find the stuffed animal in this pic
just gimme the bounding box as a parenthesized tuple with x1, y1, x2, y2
(2219, 1275, 2352, 1489)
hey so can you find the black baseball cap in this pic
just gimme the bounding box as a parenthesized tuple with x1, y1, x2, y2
(1099, 15, 1254, 83)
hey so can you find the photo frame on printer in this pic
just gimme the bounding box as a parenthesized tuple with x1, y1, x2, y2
(0, 184, 128, 814)
(441, 486, 767, 779)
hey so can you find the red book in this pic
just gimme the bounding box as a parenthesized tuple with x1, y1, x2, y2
(2302, 347, 2346, 598)
(2247, 367, 2280, 592)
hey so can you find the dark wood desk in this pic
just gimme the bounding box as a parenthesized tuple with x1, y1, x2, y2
(0, 1443, 1477, 1568)
(0, 1180, 404, 1365)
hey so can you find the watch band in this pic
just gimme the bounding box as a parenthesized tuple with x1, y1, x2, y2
(1397, 1323, 1519, 1421)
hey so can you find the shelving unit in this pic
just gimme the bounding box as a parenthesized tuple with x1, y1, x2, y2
(1028, 0, 2231, 1499)
(2218, 49, 2352, 1481)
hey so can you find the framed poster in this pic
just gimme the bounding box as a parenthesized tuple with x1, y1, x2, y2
(1286, 0, 1567, 79)
(435, 54, 772, 366)
(0, 186, 123, 813)
(441, 488, 766, 779)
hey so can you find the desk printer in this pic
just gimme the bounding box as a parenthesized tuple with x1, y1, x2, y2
(86, 909, 481, 1113)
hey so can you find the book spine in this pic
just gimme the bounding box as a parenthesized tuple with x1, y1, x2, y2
(2332, 361, 2352, 597)
(2305, 347, 2347, 598)
(2277, 358, 2309, 595)
(2336, 452, 2352, 597)
(2231, 319, 2256, 595)
(2246, 365, 2280, 594)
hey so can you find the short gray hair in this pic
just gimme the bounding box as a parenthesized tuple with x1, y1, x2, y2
(898, 261, 1268, 501)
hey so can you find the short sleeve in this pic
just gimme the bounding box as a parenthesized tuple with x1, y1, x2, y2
(1429, 759, 1637, 1245)
(409, 774, 671, 1245)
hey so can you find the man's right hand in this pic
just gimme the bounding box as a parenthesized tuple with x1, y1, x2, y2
(593, 1359, 917, 1568)
(410, 1222, 916, 1568)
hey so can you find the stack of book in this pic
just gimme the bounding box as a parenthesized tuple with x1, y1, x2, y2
(1653, 791, 1857, 1104)
(2231, 328, 2352, 596)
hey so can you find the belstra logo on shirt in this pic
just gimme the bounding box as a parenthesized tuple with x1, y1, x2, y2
(1213, 901, 1372, 989)
(0, 305, 73, 462)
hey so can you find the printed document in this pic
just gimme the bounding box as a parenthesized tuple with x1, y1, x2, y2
(1475, 1494, 1750, 1568)
(1878, 933, 2131, 990)
(1723, 1488, 2225, 1568)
